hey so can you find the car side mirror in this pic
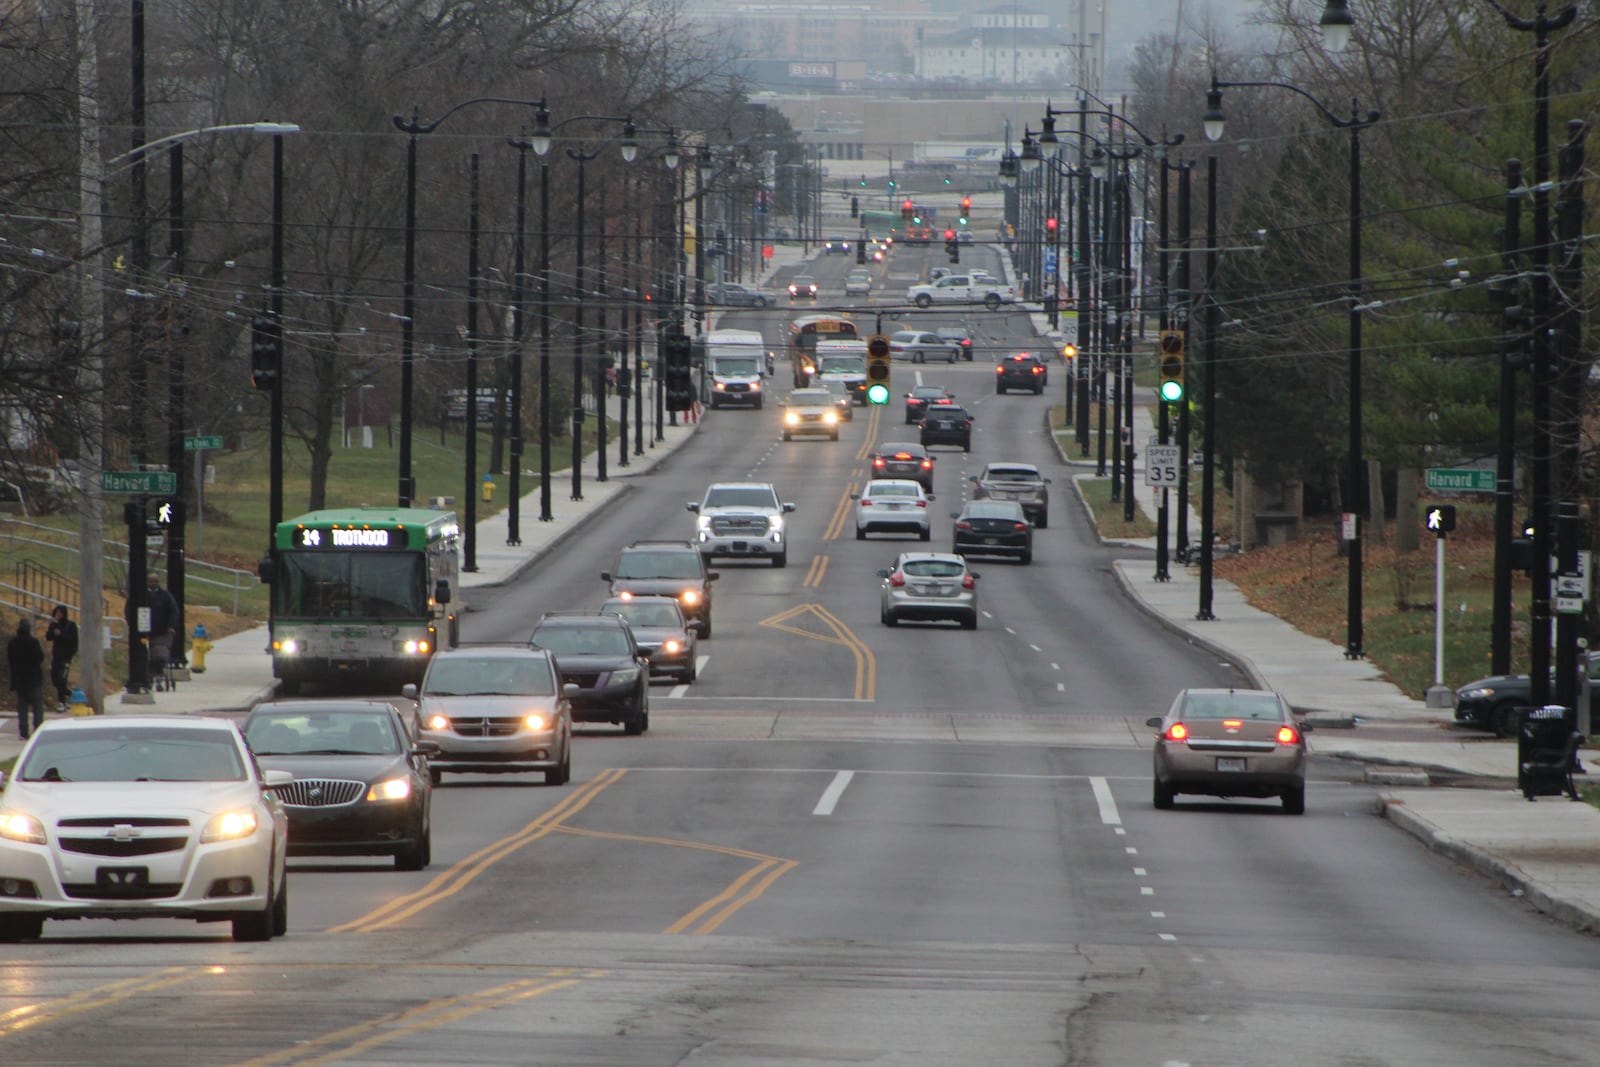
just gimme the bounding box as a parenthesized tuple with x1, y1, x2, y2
(969, 572, 980, 580)
(600, 571, 612, 582)
(1145, 716, 1164, 728)
(950, 512, 961, 519)
(686, 502, 700, 512)
(875, 569, 890, 579)
(413, 740, 442, 757)
(1298, 721, 1315, 733)
(263, 769, 295, 788)
(707, 572, 721, 582)
(401, 683, 419, 700)
(687, 620, 707, 636)
(927, 494, 936, 501)
(434, 579, 451, 605)
(850, 493, 861, 500)
(783, 502, 796, 513)
(562, 683, 581, 698)
(257, 556, 274, 584)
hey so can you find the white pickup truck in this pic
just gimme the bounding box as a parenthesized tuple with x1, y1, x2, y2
(905, 273, 1019, 310)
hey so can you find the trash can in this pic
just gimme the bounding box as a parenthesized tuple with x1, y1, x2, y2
(1517, 704, 1584, 801)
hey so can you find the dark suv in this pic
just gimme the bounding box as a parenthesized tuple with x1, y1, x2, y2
(995, 351, 1049, 394)
(529, 613, 651, 735)
(919, 406, 974, 452)
(602, 540, 720, 637)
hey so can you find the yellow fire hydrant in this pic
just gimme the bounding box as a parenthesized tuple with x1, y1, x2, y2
(190, 624, 213, 674)
(68, 687, 93, 717)
(482, 473, 495, 503)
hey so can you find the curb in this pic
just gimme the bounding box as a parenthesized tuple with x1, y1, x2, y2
(1105, 560, 1271, 692)
(1379, 794, 1600, 934)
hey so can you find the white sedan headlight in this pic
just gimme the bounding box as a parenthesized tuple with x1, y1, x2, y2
(0, 812, 47, 845)
(823, 411, 838, 425)
(201, 810, 259, 843)
(785, 412, 799, 426)
(366, 778, 412, 803)
(524, 712, 550, 731)
(768, 515, 784, 532)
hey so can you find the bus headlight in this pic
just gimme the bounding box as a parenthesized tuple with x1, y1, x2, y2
(274, 639, 299, 655)
(403, 639, 431, 654)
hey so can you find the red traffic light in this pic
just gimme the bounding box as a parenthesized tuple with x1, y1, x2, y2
(902, 199, 914, 211)
(943, 229, 955, 240)
(961, 196, 971, 210)
(1045, 217, 1058, 231)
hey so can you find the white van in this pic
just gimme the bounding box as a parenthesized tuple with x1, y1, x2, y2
(704, 329, 769, 409)
(812, 339, 869, 405)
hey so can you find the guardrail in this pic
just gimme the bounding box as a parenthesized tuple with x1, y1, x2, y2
(1, 517, 257, 615)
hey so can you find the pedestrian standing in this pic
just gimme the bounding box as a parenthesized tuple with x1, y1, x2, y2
(145, 575, 180, 685)
(45, 604, 79, 711)
(6, 616, 46, 740)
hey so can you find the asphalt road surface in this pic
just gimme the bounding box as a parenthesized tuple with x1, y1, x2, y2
(7, 244, 1600, 1065)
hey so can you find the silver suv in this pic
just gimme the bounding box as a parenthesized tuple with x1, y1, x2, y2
(403, 645, 574, 785)
(687, 482, 796, 567)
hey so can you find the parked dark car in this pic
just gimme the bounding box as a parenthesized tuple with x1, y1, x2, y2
(1454, 658, 1600, 737)
(242, 699, 435, 870)
(530, 612, 651, 735)
(951, 500, 1033, 563)
(919, 406, 974, 452)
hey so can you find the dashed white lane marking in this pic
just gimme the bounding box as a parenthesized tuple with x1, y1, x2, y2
(1056, 682, 1065, 692)
(1050, 662, 1060, 671)
(1141, 886, 1155, 896)
(1004, 626, 1016, 635)
(666, 655, 711, 699)
(1125, 847, 1138, 855)
(1028, 643, 1042, 652)
(981, 610, 994, 618)
(813, 770, 855, 816)
(1150, 911, 1165, 918)
(1089, 777, 1120, 825)
(1133, 867, 1147, 876)
(1158, 933, 1178, 942)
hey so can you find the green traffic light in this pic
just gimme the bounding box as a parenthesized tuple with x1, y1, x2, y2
(1158, 379, 1185, 403)
(866, 383, 890, 405)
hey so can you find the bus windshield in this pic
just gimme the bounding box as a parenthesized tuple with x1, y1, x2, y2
(275, 551, 428, 620)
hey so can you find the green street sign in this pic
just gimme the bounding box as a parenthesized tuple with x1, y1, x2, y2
(1425, 468, 1495, 493)
(184, 435, 223, 451)
(101, 470, 176, 494)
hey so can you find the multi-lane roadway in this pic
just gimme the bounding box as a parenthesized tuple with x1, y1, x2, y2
(7, 242, 1600, 1065)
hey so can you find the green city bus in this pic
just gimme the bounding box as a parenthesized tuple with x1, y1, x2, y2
(261, 507, 461, 693)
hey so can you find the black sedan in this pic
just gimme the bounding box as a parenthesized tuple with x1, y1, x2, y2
(242, 700, 435, 870)
(531, 612, 651, 735)
(904, 385, 955, 425)
(920, 406, 974, 452)
(951, 500, 1033, 563)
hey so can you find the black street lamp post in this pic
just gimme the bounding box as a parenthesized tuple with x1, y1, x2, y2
(1205, 75, 1379, 656)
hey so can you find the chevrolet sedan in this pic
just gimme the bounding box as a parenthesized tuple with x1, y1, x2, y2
(0, 715, 291, 942)
(1146, 688, 1311, 814)
(971, 462, 1050, 527)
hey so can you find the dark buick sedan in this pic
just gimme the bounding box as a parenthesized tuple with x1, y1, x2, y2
(243, 700, 435, 870)
(951, 499, 1033, 563)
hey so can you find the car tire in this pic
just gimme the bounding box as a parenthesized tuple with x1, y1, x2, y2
(918, 528, 931, 542)
(855, 526, 866, 541)
(1037, 510, 1048, 530)
(984, 294, 1001, 311)
(830, 430, 839, 441)
(782, 431, 791, 442)
(1034, 383, 1044, 395)
(773, 551, 787, 568)
(278, 677, 301, 697)
(682, 661, 697, 684)
(1153, 778, 1175, 810)
(547, 742, 572, 785)
(960, 613, 978, 631)
(1281, 784, 1307, 815)
(754, 296, 768, 307)
(996, 384, 1005, 395)
(962, 443, 970, 453)
(428, 767, 442, 787)
(756, 397, 764, 410)
(883, 609, 898, 627)
(699, 614, 712, 639)
(0, 913, 44, 942)
(395, 823, 430, 871)
(915, 294, 932, 308)
(232, 879, 277, 942)
(1493, 702, 1522, 738)
(1020, 550, 1033, 565)
(914, 351, 923, 364)
(270, 870, 289, 937)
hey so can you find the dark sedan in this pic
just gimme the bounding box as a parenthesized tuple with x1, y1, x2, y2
(951, 499, 1033, 563)
(531, 613, 651, 735)
(242, 700, 435, 870)
(600, 596, 701, 683)
(920, 406, 974, 452)
(870, 442, 936, 491)
(904, 385, 955, 425)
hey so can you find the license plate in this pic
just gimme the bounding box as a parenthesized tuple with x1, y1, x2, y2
(97, 866, 149, 890)
(1216, 757, 1246, 772)
(885, 502, 905, 510)
(984, 537, 998, 545)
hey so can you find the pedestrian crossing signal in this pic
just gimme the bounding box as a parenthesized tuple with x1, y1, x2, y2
(1426, 504, 1457, 537)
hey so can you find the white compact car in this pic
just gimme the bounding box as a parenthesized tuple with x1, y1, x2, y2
(0, 716, 291, 943)
(783, 389, 840, 441)
(854, 479, 933, 541)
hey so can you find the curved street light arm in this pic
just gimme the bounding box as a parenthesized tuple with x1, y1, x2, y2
(106, 122, 300, 169)
(1208, 74, 1380, 132)
(1041, 100, 1184, 149)
(1476, 0, 1577, 33)
(392, 96, 551, 137)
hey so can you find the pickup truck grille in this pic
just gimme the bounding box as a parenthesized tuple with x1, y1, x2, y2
(710, 515, 771, 536)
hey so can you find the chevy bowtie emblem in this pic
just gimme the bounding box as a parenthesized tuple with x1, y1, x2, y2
(109, 825, 142, 842)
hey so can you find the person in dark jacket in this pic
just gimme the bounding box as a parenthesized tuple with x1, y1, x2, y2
(145, 575, 180, 686)
(7, 616, 46, 739)
(45, 604, 79, 711)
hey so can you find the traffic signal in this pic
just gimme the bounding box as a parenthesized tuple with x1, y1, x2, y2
(944, 230, 959, 264)
(250, 313, 281, 390)
(1062, 343, 1078, 362)
(1157, 330, 1185, 402)
(664, 328, 694, 412)
(147, 496, 185, 535)
(959, 196, 971, 225)
(856, 238, 866, 265)
(1045, 217, 1058, 234)
(901, 198, 914, 224)
(859, 175, 868, 188)
(851, 196, 859, 219)
(1425, 504, 1457, 538)
(865, 335, 891, 404)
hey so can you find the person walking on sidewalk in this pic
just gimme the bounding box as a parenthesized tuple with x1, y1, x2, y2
(145, 575, 180, 687)
(7, 616, 46, 740)
(45, 604, 79, 711)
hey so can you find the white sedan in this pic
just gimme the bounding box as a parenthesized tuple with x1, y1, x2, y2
(0, 716, 291, 943)
(854, 479, 933, 541)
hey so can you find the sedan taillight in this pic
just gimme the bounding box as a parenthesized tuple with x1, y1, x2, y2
(1277, 725, 1301, 745)
(1013, 522, 1028, 531)
(1166, 722, 1189, 741)
(961, 575, 976, 590)
(873, 458, 885, 468)
(955, 521, 972, 531)
(916, 500, 927, 508)
(921, 460, 933, 469)
(889, 572, 906, 587)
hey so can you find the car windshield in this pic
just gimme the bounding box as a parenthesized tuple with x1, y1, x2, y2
(533, 627, 633, 657)
(967, 501, 1024, 519)
(848, 271, 870, 280)
(793, 276, 816, 286)
(931, 408, 970, 420)
(824, 382, 850, 396)
(817, 355, 866, 374)
(911, 388, 946, 398)
(704, 487, 778, 509)
(789, 391, 830, 405)
(614, 550, 703, 579)
(869, 484, 921, 498)
(246, 711, 400, 755)
(18, 727, 246, 783)
(711, 357, 761, 376)
(880, 443, 923, 456)
(423, 656, 557, 696)
(604, 602, 681, 628)
(986, 467, 1041, 482)
(901, 560, 966, 578)
(1181, 693, 1283, 720)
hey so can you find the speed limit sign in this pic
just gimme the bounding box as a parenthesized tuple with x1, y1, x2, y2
(1145, 444, 1181, 488)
